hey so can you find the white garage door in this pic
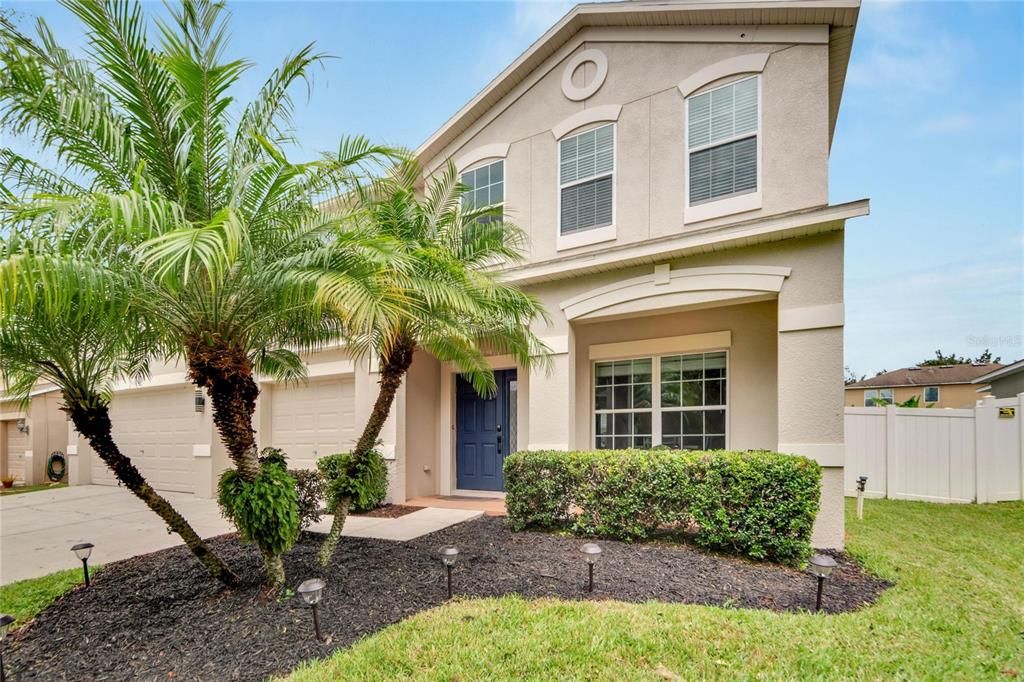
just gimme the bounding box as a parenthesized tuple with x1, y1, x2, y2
(93, 386, 197, 492)
(4, 420, 29, 483)
(270, 379, 356, 470)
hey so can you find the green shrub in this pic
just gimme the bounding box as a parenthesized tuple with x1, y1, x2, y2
(317, 450, 387, 513)
(258, 447, 324, 530)
(218, 454, 300, 557)
(504, 449, 821, 565)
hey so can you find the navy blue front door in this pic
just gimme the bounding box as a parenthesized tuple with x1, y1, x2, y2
(455, 370, 515, 491)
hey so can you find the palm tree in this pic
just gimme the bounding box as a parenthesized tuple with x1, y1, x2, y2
(0, 240, 239, 586)
(312, 162, 551, 566)
(0, 0, 398, 587)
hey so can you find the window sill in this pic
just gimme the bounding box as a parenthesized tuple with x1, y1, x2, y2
(685, 191, 761, 225)
(556, 224, 616, 252)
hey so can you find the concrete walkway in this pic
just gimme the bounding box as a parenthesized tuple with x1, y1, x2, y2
(0, 485, 481, 585)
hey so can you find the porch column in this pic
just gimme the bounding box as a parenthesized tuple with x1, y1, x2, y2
(527, 331, 575, 451)
(777, 310, 845, 549)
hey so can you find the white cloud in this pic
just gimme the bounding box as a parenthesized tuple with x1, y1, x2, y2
(846, 3, 969, 94)
(987, 154, 1022, 176)
(916, 113, 977, 135)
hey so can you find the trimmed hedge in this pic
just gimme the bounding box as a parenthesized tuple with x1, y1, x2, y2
(504, 448, 821, 565)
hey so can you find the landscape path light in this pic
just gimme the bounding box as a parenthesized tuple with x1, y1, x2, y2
(71, 542, 94, 587)
(0, 613, 14, 682)
(808, 554, 837, 612)
(440, 546, 460, 599)
(580, 543, 603, 593)
(297, 578, 326, 642)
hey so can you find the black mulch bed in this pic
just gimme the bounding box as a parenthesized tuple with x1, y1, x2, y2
(8, 517, 890, 681)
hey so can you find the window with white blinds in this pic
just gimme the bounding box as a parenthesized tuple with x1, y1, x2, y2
(687, 76, 758, 205)
(559, 123, 614, 235)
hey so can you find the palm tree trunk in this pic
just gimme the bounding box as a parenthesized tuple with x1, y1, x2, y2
(319, 338, 415, 566)
(353, 339, 416, 458)
(316, 494, 349, 567)
(65, 399, 239, 587)
(186, 341, 261, 482)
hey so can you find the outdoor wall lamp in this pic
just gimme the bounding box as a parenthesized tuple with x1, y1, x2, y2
(15, 419, 28, 435)
(808, 554, 837, 612)
(440, 546, 460, 599)
(0, 613, 14, 682)
(71, 542, 94, 587)
(580, 543, 603, 592)
(856, 475, 868, 519)
(297, 578, 326, 642)
(194, 389, 205, 413)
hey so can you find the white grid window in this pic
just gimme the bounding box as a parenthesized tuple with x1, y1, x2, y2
(923, 386, 940, 403)
(594, 352, 727, 451)
(687, 76, 758, 205)
(864, 388, 894, 406)
(559, 123, 614, 235)
(461, 160, 504, 212)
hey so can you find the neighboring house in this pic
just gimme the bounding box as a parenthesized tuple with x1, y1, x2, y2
(972, 359, 1024, 399)
(60, 0, 866, 549)
(0, 387, 69, 485)
(845, 363, 1002, 408)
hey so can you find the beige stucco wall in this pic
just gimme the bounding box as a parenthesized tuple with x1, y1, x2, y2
(845, 383, 987, 409)
(424, 32, 830, 264)
(403, 350, 441, 499)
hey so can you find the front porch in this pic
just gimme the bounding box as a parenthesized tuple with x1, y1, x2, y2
(391, 238, 847, 547)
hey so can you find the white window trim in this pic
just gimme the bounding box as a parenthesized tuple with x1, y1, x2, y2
(591, 350, 730, 450)
(864, 388, 894, 406)
(684, 74, 763, 225)
(556, 122, 617, 251)
(460, 158, 505, 218)
(924, 386, 940, 403)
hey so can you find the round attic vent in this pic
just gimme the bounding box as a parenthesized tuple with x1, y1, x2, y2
(561, 48, 608, 101)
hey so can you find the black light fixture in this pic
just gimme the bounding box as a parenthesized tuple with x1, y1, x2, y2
(808, 554, 837, 612)
(856, 475, 868, 519)
(71, 542, 94, 587)
(439, 546, 460, 599)
(580, 543, 603, 592)
(194, 389, 206, 413)
(297, 578, 326, 642)
(0, 613, 14, 682)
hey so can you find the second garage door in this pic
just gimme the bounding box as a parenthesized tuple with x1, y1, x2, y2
(269, 379, 356, 470)
(94, 386, 198, 492)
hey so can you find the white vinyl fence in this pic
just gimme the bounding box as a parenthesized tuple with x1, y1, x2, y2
(844, 395, 1024, 503)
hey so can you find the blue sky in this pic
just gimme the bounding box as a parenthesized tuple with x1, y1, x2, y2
(5, 0, 1023, 375)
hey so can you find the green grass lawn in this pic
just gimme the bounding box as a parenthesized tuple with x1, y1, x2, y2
(288, 499, 1024, 681)
(0, 568, 87, 628)
(0, 482, 67, 496)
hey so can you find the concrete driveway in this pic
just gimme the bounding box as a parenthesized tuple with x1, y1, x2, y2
(1, 485, 480, 585)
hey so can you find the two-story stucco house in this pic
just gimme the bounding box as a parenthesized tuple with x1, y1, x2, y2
(53, 0, 866, 549)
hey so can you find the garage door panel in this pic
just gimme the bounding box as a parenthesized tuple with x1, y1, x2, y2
(4, 422, 29, 482)
(93, 386, 197, 492)
(270, 379, 355, 471)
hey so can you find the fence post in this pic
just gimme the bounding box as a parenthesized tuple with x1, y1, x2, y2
(1018, 393, 1024, 502)
(884, 405, 897, 500)
(975, 397, 997, 504)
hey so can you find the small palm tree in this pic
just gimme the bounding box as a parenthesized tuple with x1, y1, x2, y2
(311, 162, 551, 566)
(1, 0, 399, 587)
(0, 240, 239, 586)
